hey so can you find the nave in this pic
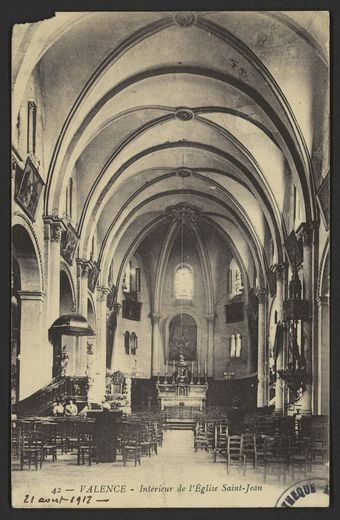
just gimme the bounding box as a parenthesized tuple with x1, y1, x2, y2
(12, 413, 328, 508)
(11, 11, 330, 508)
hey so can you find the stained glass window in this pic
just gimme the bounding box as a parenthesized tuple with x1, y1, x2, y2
(175, 265, 193, 300)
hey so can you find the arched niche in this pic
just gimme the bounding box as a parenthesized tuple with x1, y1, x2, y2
(87, 297, 96, 330)
(12, 224, 41, 292)
(317, 247, 329, 415)
(168, 313, 198, 361)
(11, 258, 21, 403)
(60, 269, 74, 315)
(12, 224, 46, 400)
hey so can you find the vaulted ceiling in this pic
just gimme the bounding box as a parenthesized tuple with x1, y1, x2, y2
(12, 11, 329, 290)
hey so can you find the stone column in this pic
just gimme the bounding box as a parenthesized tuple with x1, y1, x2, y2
(150, 313, 161, 377)
(274, 263, 285, 414)
(44, 219, 65, 327)
(257, 289, 267, 408)
(18, 291, 46, 399)
(76, 259, 91, 376)
(110, 303, 122, 371)
(300, 224, 314, 415)
(316, 295, 329, 415)
(205, 313, 215, 378)
(90, 286, 110, 403)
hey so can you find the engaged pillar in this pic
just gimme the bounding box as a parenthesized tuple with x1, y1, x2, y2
(257, 289, 267, 408)
(205, 313, 215, 378)
(300, 224, 314, 415)
(76, 259, 91, 376)
(18, 291, 46, 399)
(274, 263, 285, 414)
(150, 313, 161, 376)
(44, 218, 65, 326)
(90, 286, 110, 403)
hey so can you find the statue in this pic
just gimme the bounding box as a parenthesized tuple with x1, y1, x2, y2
(176, 354, 190, 384)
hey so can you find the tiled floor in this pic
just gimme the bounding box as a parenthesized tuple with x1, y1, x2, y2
(12, 430, 329, 508)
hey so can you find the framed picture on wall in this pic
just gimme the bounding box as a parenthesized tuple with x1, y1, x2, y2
(60, 224, 79, 266)
(15, 157, 44, 221)
(225, 301, 244, 323)
(88, 262, 100, 292)
(122, 299, 142, 321)
(285, 230, 303, 267)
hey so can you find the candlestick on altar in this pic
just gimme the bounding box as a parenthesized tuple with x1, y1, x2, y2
(165, 361, 168, 374)
(172, 359, 175, 383)
(197, 361, 201, 384)
(157, 370, 160, 384)
(204, 362, 207, 375)
(190, 361, 194, 384)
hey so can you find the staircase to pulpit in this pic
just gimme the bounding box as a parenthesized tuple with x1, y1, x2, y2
(13, 376, 89, 417)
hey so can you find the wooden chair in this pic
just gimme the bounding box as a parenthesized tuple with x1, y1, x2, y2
(263, 434, 288, 483)
(140, 424, 153, 457)
(226, 435, 246, 475)
(288, 437, 310, 479)
(194, 423, 209, 452)
(243, 433, 256, 471)
(254, 435, 267, 474)
(40, 422, 58, 462)
(213, 424, 228, 462)
(309, 425, 328, 466)
(20, 431, 44, 471)
(122, 429, 141, 467)
(77, 422, 97, 466)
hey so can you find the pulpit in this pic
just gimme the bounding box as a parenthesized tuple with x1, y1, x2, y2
(88, 409, 122, 462)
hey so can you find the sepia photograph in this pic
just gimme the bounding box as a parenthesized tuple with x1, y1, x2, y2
(10, 9, 330, 508)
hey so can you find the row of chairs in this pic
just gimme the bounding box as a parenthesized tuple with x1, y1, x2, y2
(117, 419, 163, 466)
(12, 418, 98, 469)
(12, 415, 165, 470)
(194, 421, 328, 482)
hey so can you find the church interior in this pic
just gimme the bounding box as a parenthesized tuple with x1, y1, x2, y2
(11, 11, 329, 501)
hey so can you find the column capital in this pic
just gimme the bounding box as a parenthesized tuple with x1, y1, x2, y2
(97, 286, 111, 303)
(18, 290, 46, 302)
(43, 216, 67, 242)
(150, 312, 161, 324)
(256, 288, 267, 303)
(205, 313, 216, 323)
(76, 258, 93, 279)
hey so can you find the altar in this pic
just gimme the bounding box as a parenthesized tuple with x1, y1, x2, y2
(156, 354, 208, 411)
(156, 382, 208, 411)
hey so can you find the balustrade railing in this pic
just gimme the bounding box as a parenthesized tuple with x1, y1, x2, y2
(14, 376, 89, 417)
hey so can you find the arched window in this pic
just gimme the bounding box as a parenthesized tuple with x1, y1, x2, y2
(175, 265, 193, 300)
(65, 178, 73, 220)
(130, 332, 138, 355)
(122, 262, 131, 293)
(227, 259, 244, 297)
(124, 331, 130, 355)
